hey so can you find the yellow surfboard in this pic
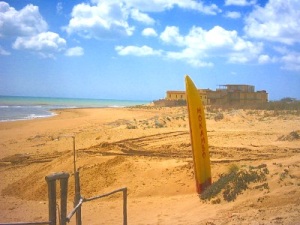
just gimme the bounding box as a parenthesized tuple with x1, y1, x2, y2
(185, 75, 211, 194)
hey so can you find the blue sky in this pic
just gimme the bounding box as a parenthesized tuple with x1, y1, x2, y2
(0, 0, 299, 101)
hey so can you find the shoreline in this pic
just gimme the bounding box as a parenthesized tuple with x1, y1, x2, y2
(0, 95, 151, 122)
(0, 104, 151, 123)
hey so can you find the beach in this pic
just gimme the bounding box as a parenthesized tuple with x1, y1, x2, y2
(0, 106, 300, 224)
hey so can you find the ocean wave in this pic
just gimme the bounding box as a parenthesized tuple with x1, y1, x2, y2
(109, 105, 125, 108)
(25, 113, 54, 119)
(0, 112, 56, 122)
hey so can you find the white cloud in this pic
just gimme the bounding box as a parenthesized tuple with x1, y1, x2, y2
(130, 8, 155, 25)
(224, 11, 241, 19)
(188, 59, 214, 68)
(244, 0, 300, 45)
(56, 2, 63, 15)
(173, 0, 221, 15)
(66, 0, 221, 40)
(258, 54, 271, 64)
(160, 25, 259, 53)
(0, 2, 69, 58)
(160, 25, 263, 66)
(142, 28, 157, 37)
(65, 2, 134, 39)
(0, 45, 10, 55)
(273, 46, 289, 55)
(258, 54, 279, 64)
(115, 45, 161, 56)
(225, 0, 256, 6)
(118, 25, 263, 68)
(65, 46, 84, 57)
(281, 52, 300, 71)
(160, 26, 184, 46)
(270, 46, 300, 71)
(165, 49, 214, 67)
(92, 0, 221, 15)
(13, 32, 66, 57)
(0, 2, 47, 38)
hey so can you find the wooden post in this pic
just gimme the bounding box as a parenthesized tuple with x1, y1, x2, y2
(45, 172, 70, 225)
(123, 188, 127, 225)
(45, 178, 57, 225)
(74, 171, 82, 225)
(60, 175, 69, 225)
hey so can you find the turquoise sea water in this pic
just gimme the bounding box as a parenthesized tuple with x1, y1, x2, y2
(0, 96, 150, 122)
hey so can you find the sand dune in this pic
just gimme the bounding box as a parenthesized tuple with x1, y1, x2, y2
(0, 107, 299, 224)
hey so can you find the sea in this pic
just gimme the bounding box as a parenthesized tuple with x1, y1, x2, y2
(0, 96, 150, 122)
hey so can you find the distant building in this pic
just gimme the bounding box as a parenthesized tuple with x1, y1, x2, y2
(166, 90, 209, 105)
(153, 84, 268, 106)
(208, 85, 268, 105)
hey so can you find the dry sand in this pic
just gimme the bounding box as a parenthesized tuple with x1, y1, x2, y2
(0, 106, 299, 224)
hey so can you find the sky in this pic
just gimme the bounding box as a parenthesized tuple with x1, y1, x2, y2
(0, 0, 299, 101)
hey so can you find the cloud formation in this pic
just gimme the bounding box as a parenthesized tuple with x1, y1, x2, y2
(56, 2, 63, 15)
(0, 45, 10, 55)
(224, 11, 241, 19)
(65, 0, 221, 40)
(170, 26, 262, 66)
(115, 45, 161, 56)
(97, 0, 221, 14)
(281, 52, 300, 71)
(65, 46, 84, 57)
(65, 2, 134, 39)
(117, 25, 264, 67)
(13, 32, 66, 58)
(244, 0, 300, 45)
(225, 0, 256, 6)
(0, 2, 47, 37)
(142, 28, 157, 37)
(0, 2, 83, 58)
(130, 8, 155, 25)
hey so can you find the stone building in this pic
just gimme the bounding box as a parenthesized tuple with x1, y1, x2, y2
(207, 85, 268, 105)
(153, 84, 268, 106)
(166, 90, 209, 105)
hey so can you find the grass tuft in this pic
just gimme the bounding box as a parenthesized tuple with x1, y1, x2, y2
(200, 164, 269, 202)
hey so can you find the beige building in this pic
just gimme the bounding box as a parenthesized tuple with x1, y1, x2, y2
(207, 85, 268, 105)
(154, 84, 268, 106)
(166, 90, 209, 105)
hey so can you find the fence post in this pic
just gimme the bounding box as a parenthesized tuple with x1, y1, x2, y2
(60, 175, 69, 225)
(45, 172, 70, 225)
(45, 177, 56, 225)
(74, 171, 82, 225)
(123, 188, 127, 225)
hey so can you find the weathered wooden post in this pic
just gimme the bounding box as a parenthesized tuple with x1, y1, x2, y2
(45, 172, 70, 225)
(123, 188, 127, 225)
(60, 174, 69, 225)
(74, 171, 82, 225)
(46, 176, 57, 225)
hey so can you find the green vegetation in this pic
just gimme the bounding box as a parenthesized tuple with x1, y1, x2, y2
(200, 164, 269, 203)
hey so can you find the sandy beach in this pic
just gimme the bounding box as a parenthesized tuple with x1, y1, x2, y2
(0, 106, 299, 224)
